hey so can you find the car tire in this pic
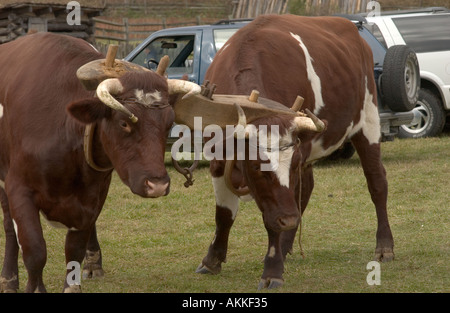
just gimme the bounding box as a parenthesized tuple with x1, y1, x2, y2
(381, 45, 420, 112)
(398, 89, 446, 138)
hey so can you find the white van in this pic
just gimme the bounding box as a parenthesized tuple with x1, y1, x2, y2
(366, 7, 450, 138)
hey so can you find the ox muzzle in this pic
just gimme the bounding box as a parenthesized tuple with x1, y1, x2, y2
(144, 177, 170, 198)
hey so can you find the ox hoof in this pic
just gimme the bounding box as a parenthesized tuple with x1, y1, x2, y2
(195, 263, 220, 275)
(64, 284, 81, 293)
(0, 275, 18, 293)
(374, 248, 395, 263)
(82, 266, 104, 279)
(257, 278, 284, 290)
(82, 250, 104, 279)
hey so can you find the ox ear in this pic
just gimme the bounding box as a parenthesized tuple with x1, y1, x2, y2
(67, 98, 111, 124)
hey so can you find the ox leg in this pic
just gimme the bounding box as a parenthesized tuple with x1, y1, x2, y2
(351, 133, 394, 262)
(280, 165, 314, 258)
(259, 229, 284, 289)
(0, 187, 19, 293)
(196, 174, 239, 275)
(8, 190, 47, 293)
(82, 225, 104, 279)
(63, 228, 92, 293)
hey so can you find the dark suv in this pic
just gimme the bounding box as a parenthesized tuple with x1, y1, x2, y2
(125, 17, 419, 149)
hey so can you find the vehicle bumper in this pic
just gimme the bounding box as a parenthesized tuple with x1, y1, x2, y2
(379, 109, 420, 141)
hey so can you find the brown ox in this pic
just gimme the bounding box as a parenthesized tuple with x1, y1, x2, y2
(0, 33, 199, 292)
(195, 15, 394, 289)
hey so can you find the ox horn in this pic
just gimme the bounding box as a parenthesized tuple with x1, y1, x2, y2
(224, 158, 251, 197)
(234, 103, 249, 139)
(167, 79, 201, 99)
(96, 78, 138, 123)
(224, 103, 251, 197)
(293, 109, 326, 132)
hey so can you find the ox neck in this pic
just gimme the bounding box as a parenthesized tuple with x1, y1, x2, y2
(83, 124, 114, 172)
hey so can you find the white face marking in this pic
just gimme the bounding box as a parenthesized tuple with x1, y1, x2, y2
(134, 89, 162, 107)
(0, 103, 3, 118)
(212, 176, 239, 220)
(290, 32, 325, 115)
(263, 146, 294, 188)
(249, 127, 295, 188)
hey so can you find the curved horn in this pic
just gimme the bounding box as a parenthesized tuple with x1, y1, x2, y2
(233, 103, 249, 139)
(96, 78, 138, 123)
(305, 109, 326, 132)
(235, 102, 247, 127)
(293, 109, 325, 132)
(224, 159, 250, 197)
(167, 79, 201, 99)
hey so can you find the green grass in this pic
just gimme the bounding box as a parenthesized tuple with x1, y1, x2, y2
(1, 135, 449, 293)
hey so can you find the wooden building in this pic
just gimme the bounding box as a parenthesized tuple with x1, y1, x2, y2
(0, 0, 105, 44)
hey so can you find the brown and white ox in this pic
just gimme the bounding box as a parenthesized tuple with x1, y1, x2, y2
(195, 15, 394, 289)
(0, 33, 200, 292)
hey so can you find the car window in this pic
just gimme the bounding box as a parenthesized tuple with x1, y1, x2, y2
(360, 27, 385, 66)
(132, 35, 195, 76)
(213, 28, 239, 51)
(364, 23, 387, 49)
(392, 14, 450, 53)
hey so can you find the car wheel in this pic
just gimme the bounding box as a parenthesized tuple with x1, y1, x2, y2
(398, 89, 445, 138)
(381, 45, 420, 112)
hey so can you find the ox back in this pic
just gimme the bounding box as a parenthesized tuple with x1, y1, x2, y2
(197, 15, 394, 289)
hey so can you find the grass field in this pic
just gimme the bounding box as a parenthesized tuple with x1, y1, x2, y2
(1, 134, 449, 293)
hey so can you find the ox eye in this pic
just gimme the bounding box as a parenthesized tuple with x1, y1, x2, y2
(119, 120, 132, 133)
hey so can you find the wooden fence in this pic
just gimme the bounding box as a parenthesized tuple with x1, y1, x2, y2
(103, 0, 232, 18)
(304, 0, 371, 15)
(232, 0, 289, 18)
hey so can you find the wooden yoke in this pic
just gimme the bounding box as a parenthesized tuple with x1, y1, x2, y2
(156, 55, 170, 76)
(173, 88, 302, 130)
(104, 44, 118, 68)
(77, 45, 152, 90)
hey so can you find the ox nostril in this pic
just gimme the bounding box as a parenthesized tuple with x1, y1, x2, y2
(145, 179, 169, 198)
(277, 216, 299, 231)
